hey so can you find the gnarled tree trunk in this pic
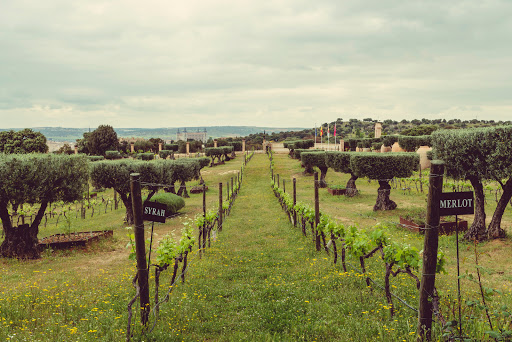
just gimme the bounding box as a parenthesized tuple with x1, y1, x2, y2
(373, 180, 397, 211)
(119, 193, 134, 225)
(177, 181, 189, 198)
(464, 177, 487, 241)
(0, 201, 48, 259)
(318, 167, 328, 188)
(345, 174, 358, 197)
(487, 178, 512, 239)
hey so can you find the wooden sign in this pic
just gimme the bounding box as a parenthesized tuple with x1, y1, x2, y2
(143, 201, 167, 223)
(439, 192, 474, 216)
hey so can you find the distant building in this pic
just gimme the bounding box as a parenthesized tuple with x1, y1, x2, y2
(176, 128, 208, 143)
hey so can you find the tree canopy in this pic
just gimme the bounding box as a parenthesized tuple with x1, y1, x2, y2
(0, 129, 49, 154)
(87, 125, 119, 156)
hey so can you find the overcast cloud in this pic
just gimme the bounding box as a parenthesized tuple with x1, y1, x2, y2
(1, 0, 511, 128)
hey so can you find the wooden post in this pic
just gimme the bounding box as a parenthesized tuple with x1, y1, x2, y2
(293, 178, 297, 227)
(218, 182, 223, 232)
(203, 183, 207, 250)
(130, 173, 150, 326)
(227, 181, 230, 201)
(283, 179, 286, 193)
(314, 172, 321, 251)
(231, 177, 234, 198)
(114, 191, 118, 210)
(277, 174, 280, 188)
(417, 161, 444, 341)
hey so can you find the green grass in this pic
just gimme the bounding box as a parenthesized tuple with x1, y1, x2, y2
(1, 152, 512, 341)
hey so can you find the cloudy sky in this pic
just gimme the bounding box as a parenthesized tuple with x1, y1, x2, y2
(1, 0, 511, 128)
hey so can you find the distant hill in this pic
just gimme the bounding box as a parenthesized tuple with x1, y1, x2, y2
(0, 126, 307, 142)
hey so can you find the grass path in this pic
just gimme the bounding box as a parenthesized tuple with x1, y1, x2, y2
(152, 154, 418, 341)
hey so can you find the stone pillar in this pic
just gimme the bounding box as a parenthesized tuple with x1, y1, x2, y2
(130, 142, 134, 153)
(242, 139, 246, 153)
(186, 142, 190, 155)
(339, 139, 344, 152)
(74, 146, 78, 155)
(214, 140, 218, 148)
(391, 142, 405, 152)
(417, 146, 432, 170)
(158, 142, 162, 152)
(374, 122, 382, 138)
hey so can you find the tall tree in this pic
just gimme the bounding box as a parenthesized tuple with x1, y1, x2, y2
(0, 129, 49, 154)
(87, 125, 119, 156)
(0, 154, 88, 259)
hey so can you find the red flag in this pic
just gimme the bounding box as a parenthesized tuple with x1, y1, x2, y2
(334, 125, 336, 136)
(320, 127, 323, 136)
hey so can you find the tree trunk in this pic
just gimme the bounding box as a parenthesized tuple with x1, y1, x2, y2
(373, 181, 396, 211)
(487, 177, 512, 239)
(464, 177, 487, 241)
(319, 167, 328, 188)
(304, 165, 314, 175)
(345, 174, 358, 197)
(120, 194, 134, 225)
(177, 181, 189, 198)
(0, 201, 48, 259)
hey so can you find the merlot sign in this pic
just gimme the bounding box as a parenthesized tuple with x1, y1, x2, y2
(143, 201, 167, 223)
(439, 191, 474, 216)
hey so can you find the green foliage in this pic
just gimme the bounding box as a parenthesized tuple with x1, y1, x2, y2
(401, 124, 438, 136)
(144, 192, 185, 214)
(155, 235, 178, 266)
(136, 152, 154, 161)
(134, 140, 153, 153)
(293, 148, 321, 159)
(398, 135, 432, 151)
(300, 151, 327, 169)
(159, 150, 174, 159)
(0, 154, 89, 206)
(350, 152, 419, 180)
(228, 141, 243, 151)
(372, 142, 383, 150)
(382, 135, 400, 147)
(164, 143, 179, 152)
(205, 147, 224, 157)
(87, 155, 105, 162)
(105, 150, 122, 160)
(87, 125, 119, 156)
(325, 151, 352, 174)
(432, 125, 512, 181)
(347, 138, 360, 151)
(0, 128, 49, 154)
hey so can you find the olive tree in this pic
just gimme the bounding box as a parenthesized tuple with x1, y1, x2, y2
(350, 153, 419, 211)
(325, 151, 358, 197)
(168, 158, 209, 197)
(431, 126, 512, 240)
(89, 160, 161, 224)
(205, 147, 225, 166)
(0, 154, 88, 259)
(301, 151, 328, 187)
(398, 135, 432, 152)
(285, 139, 314, 157)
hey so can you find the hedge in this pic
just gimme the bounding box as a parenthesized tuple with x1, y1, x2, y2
(293, 148, 322, 160)
(301, 151, 328, 186)
(159, 150, 174, 159)
(87, 156, 105, 162)
(137, 153, 154, 161)
(144, 192, 185, 215)
(350, 152, 419, 180)
(398, 135, 432, 152)
(164, 144, 179, 152)
(228, 141, 243, 151)
(105, 150, 122, 160)
(382, 135, 400, 147)
(325, 151, 352, 174)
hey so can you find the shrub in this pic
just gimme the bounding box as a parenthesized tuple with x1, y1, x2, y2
(159, 150, 174, 159)
(347, 139, 360, 151)
(164, 144, 179, 152)
(105, 150, 122, 160)
(372, 142, 383, 150)
(137, 153, 154, 161)
(228, 141, 243, 151)
(144, 192, 185, 215)
(382, 135, 400, 147)
(293, 148, 322, 159)
(88, 155, 105, 162)
(398, 135, 432, 151)
(325, 151, 358, 196)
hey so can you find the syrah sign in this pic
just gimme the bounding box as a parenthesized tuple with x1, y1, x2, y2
(143, 201, 167, 223)
(439, 191, 474, 216)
